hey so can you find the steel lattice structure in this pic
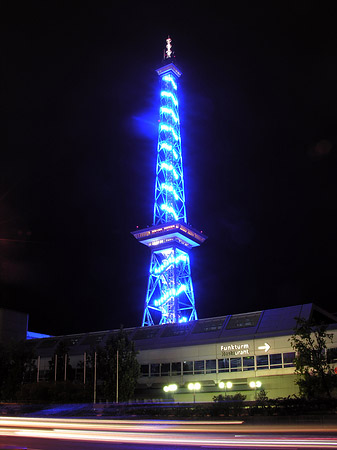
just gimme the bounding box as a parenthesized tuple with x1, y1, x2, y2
(153, 63, 186, 224)
(132, 38, 207, 326)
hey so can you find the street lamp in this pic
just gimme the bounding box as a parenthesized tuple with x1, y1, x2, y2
(249, 380, 262, 388)
(188, 382, 201, 403)
(163, 383, 178, 393)
(249, 380, 262, 398)
(219, 381, 233, 397)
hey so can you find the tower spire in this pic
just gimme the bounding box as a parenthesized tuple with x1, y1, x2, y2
(132, 38, 207, 326)
(165, 36, 173, 60)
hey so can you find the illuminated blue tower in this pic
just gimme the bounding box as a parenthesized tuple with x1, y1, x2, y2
(132, 37, 206, 326)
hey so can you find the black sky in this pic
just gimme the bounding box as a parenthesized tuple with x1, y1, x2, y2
(2, 3, 337, 335)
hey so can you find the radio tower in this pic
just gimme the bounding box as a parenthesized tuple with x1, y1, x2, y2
(132, 37, 207, 326)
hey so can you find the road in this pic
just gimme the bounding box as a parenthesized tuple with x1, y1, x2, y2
(0, 416, 337, 449)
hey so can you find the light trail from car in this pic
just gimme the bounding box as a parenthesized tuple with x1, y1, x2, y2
(0, 417, 337, 448)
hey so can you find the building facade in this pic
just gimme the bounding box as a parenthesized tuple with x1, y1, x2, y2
(27, 303, 337, 401)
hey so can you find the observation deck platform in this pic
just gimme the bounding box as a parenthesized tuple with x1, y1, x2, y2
(131, 221, 207, 250)
(156, 62, 182, 78)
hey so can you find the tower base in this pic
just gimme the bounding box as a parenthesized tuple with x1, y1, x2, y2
(132, 222, 207, 326)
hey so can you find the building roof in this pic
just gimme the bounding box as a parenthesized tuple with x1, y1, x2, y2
(26, 303, 337, 356)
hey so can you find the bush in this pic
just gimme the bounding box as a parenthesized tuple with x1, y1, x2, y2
(17, 382, 92, 403)
(212, 393, 247, 416)
(248, 395, 337, 416)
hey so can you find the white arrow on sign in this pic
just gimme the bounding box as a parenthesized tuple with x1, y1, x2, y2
(258, 342, 270, 352)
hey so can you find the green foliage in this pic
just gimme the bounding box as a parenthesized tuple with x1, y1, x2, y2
(248, 394, 337, 416)
(213, 393, 225, 402)
(17, 381, 91, 404)
(256, 388, 268, 404)
(17, 381, 90, 403)
(251, 389, 269, 415)
(96, 328, 140, 402)
(48, 341, 74, 382)
(1, 328, 139, 404)
(213, 393, 246, 402)
(289, 317, 337, 399)
(212, 393, 247, 416)
(81, 328, 140, 403)
(0, 340, 36, 401)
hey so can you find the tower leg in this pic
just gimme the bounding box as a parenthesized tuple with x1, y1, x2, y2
(142, 247, 197, 326)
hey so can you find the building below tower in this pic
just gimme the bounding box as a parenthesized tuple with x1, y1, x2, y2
(26, 303, 337, 401)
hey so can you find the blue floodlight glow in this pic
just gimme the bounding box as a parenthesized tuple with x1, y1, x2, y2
(161, 91, 178, 106)
(163, 75, 177, 90)
(160, 162, 179, 179)
(154, 284, 187, 307)
(159, 142, 178, 160)
(179, 317, 188, 323)
(160, 107, 179, 123)
(161, 203, 178, 220)
(152, 252, 188, 275)
(160, 124, 179, 141)
(139, 41, 203, 327)
(160, 142, 172, 151)
(161, 183, 179, 200)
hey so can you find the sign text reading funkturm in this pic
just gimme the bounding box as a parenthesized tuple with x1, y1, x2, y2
(221, 343, 250, 356)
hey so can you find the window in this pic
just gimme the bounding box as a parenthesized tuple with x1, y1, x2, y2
(133, 327, 160, 340)
(140, 364, 149, 376)
(150, 363, 160, 377)
(256, 354, 269, 370)
(327, 347, 337, 364)
(194, 360, 204, 374)
(283, 352, 295, 367)
(243, 356, 255, 371)
(206, 359, 216, 374)
(230, 357, 242, 372)
(161, 324, 190, 337)
(183, 361, 193, 374)
(37, 338, 60, 349)
(161, 363, 170, 376)
(226, 312, 261, 330)
(81, 334, 106, 346)
(192, 318, 226, 334)
(270, 353, 282, 369)
(171, 362, 181, 376)
(61, 336, 81, 347)
(218, 358, 230, 372)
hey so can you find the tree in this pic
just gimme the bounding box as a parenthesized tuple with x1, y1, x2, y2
(289, 317, 337, 399)
(97, 328, 140, 402)
(48, 341, 74, 382)
(0, 340, 36, 401)
(212, 393, 246, 417)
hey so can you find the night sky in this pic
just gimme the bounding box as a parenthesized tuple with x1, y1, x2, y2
(2, 3, 337, 336)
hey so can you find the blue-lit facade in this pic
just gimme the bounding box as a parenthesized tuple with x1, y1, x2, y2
(132, 38, 206, 327)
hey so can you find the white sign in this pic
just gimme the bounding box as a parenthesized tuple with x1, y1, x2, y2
(221, 343, 250, 356)
(257, 342, 271, 352)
